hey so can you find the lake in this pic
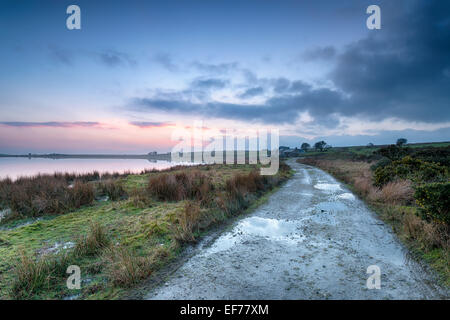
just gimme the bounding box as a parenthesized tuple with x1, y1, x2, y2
(0, 158, 188, 180)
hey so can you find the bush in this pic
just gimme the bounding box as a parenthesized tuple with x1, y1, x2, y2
(414, 182, 450, 224)
(373, 156, 447, 187)
(370, 157, 392, 171)
(376, 144, 410, 160)
(412, 146, 450, 166)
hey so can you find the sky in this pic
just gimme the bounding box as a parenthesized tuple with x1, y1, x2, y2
(0, 0, 449, 154)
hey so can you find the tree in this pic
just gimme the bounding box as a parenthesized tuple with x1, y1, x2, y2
(367, 143, 374, 147)
(301, 143, 310, 151)
(314, 141, 327, 151)
(396, 138, 407, 146)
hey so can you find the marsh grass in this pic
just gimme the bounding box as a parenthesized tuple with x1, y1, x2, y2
(11, 222, 110, 298)
(4, 162, 292, 298)
(96, 179, 128, 201)
(74, 222, 110, 257)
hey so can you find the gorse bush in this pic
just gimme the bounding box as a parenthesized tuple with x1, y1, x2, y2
(413, 146, 450, 166)
(376, 144, 410, 161)
(373, 156, 447, 187)
(414, 182, 450, 224)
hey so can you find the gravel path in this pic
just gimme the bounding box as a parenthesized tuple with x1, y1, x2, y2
(145, 160, 448, 300)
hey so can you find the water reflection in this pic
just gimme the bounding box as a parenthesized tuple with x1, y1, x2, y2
(313, 183, 342, 192)
(0, 158, 191, 180)
(203, 216, 304, 256)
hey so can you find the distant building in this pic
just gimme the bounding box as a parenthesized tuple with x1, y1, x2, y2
(148, 151, 157, 156)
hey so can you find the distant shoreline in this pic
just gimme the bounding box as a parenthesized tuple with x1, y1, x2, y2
(0, 153, 172, 161)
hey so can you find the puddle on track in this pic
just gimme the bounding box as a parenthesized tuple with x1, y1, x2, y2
(202, 216, 305, 256)
(313, 183, 342, 193)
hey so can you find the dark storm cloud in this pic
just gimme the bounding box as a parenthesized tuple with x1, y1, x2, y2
(129, 0, 450, 126)
(238, 86, 265, 99)
(329, 0, 450, 122)
(132, 85, 343, 125)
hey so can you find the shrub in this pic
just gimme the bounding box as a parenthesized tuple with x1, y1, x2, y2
(414, 182, 450, 224)
(376, 144, 410, 160)
(370, 157, 392, 171)
(373, 156, 447, 187)
(412, 146, 450, 166)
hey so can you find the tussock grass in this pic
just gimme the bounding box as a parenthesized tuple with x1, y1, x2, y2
(74, 222, 110, 257)
(11, 222, 110, 298)
(101, 246, 152, 287)
(0, 175, 95, 218)
(171, 201, 202, 242)
(11, 251, 74, 299)
(97, 179, 128, 201)
(101, 245, 172, 288)
(147, 170, 214, 203)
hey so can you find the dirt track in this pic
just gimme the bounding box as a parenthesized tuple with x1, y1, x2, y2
(145, 160, 448, 300)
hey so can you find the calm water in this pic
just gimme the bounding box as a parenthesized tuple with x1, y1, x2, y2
(0, 158, 186, 180)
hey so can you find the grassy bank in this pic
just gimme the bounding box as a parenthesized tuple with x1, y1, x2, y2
(297, 144, 449, 286)
(0, 163, 292, 299)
